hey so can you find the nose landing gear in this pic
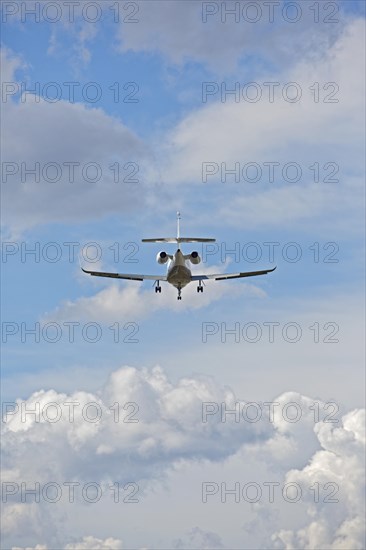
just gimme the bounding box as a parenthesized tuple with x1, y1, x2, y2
(177, 288, 182, 300)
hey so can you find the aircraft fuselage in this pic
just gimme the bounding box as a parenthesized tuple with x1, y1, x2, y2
(166, 249, 192, 289)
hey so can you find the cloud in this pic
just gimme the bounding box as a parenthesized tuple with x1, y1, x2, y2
(0, 47, 27, 82)
(2, 366, 270, 479)
(2, 503, 46, 540)
(64, 536, 123, 550)
(2, 365, 364, 548)
(271, 409, 365, 549)
(173, 526, 225, 549)
(4, 2, 351, 75)
(1, 364, 269, 547)
(0, 47, 152, 236)
(12, 536, 123, 550)
(3, 1, 102, 71)
(47, 17, 99, 72)
(156, 18, 364, 233)
(2, 17, 364, 236)
(116, 1, 348, 74)
(45, 264, 266, 323)
(165, 17, 363, 163)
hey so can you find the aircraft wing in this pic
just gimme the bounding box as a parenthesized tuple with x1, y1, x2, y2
(191, 267, 276, 281)
(81, 268, 167, 281)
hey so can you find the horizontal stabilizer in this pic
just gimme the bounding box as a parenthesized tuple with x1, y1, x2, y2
(142, 237, 216, 243)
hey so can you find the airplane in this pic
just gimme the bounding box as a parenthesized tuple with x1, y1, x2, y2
(81, 212, 276, 300)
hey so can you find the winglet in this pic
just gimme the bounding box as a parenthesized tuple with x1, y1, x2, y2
(79, 253, 91, 274)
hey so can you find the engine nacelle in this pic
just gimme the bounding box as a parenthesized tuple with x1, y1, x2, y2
(157, 251, 169, 264)
(189, 251, 201, 265)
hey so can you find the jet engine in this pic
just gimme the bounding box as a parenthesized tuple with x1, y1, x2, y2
(188, 251, 201, 265)
(157, 251, 169, 264)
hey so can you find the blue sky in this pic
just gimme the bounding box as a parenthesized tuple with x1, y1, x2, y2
(1, 2, 365, 549)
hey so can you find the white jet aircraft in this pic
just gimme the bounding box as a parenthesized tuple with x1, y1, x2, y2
(82, 212, 276, 300)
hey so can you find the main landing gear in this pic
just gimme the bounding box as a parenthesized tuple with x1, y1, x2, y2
(177, 288, 182, 300)
(197, 281, 204, 293)
(154, 281, 161, 293)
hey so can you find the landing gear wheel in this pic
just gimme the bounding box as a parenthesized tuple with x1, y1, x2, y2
(155, 286, 161, 293)
(197, 285, 203, 293)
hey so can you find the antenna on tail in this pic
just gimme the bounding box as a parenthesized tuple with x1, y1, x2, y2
(177, 211, 181, 241)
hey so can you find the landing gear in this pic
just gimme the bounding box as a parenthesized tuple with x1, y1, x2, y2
(177, 288, 182, 300)
(154, 281, 161, 293)
(197, 281, 204, 293)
